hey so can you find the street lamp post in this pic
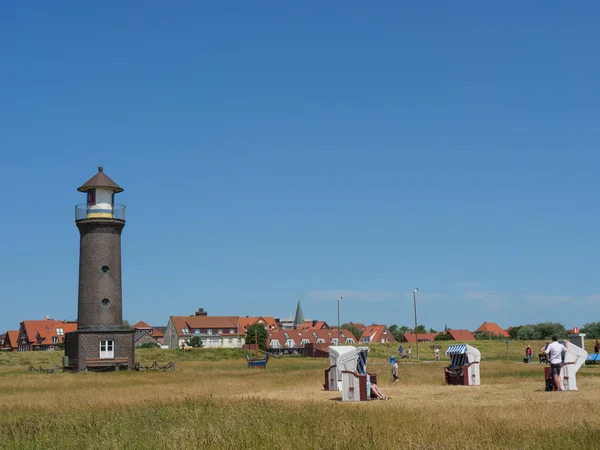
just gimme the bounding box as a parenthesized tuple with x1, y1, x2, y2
(413, 288, 419, 360)
(337, 297, 342, 344)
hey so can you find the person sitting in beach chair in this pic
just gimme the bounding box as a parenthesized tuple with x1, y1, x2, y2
(370, 383, 389, 400)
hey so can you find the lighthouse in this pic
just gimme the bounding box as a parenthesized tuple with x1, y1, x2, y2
(64, 167, 135, 371)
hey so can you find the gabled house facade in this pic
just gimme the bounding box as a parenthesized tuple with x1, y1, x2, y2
(132, 321, 165, 345)
(1, 331, 19, 351)
(360, 325, 396, 344)
(475, 322, 509, 338)
(17, 319, 77, 351)
(164, 315, 242, 349)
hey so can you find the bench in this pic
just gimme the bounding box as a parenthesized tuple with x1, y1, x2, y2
(85, 357, 129, 368)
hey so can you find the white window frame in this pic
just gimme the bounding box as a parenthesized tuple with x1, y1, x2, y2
(271, 340, 281, 349)
(300, 338, 310, 347)
(331, 338, 340, 345)
(345, 338, 355, 344)
(52, 336, 59, 344)
(316, 338, 325, 344)
(285, 339, 296, 348)
(56, 328, 64, 336)
(99, 340, 114, 359)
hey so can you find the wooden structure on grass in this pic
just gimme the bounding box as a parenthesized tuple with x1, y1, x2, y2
(444, 344, 481, 386)
(324, 346, 377, 401)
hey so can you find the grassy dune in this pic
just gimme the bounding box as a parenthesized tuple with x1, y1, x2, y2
(1, 342, 600, 449)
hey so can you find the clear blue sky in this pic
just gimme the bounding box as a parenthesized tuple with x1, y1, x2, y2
(1, 2, 599, 334)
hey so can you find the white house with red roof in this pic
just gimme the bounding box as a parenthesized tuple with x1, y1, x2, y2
(360, 325, 396, 344)
(164, 314, 242, 349)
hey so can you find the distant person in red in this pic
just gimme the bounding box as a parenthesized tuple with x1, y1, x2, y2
(594, 339, 599, 354)
(525, 345, 532, 363)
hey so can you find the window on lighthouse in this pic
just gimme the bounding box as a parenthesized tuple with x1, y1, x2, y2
(87, 189, 96, 205)
(99, 340, 114, 359)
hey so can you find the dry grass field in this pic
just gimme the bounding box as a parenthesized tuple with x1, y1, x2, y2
(1, 342, 600, 449)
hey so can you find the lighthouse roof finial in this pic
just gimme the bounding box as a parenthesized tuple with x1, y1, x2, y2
(78, 167, 123, 193)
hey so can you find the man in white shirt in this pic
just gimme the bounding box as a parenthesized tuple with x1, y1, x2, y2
(545, 335, 568, 392)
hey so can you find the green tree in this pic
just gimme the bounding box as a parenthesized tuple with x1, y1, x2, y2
(534, 322, 565, 340)
(508, 325, 522, 339)
(342, 323, 363, 341)
(581, 322, 600, 339)
(434, 333, 453, 341)
(429, 328, 438, 334)
(122, 320, 131, 329)
(516, 325, 541, 340)
(414, 325, 427, 334)
(245, 323, 268, 351)
(186, 336, 203, 348)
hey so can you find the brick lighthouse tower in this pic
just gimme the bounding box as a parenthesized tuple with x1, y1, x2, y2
(64, 167, 135, 371)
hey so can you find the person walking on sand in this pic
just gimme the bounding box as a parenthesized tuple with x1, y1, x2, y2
(545, 335, 568, 391)
(526, 345, 532, 363)
(407, 346, 412, 359)
(392, 359, 399, 384)
(434, 347, 440, 362)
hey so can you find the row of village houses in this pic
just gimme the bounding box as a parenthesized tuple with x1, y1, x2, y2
(0, 306, 510, 354)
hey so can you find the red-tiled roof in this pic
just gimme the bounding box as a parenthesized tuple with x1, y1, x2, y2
(447, 329, 475, 341)
(238, 317, 279, 332)
(297, 320, 329, 330)
(361, 325, 397, 344)
(402, 333, 437, 343)
(3, 330, 19, 350)
(152, 328, 164, 338)
(21, 320, 77, 346)
(132, 321, 151, 329)
(475, 322, 509, 338)
(39, 321, 77, 345)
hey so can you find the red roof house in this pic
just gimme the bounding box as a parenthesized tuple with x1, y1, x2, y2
(18, 319, 77, 351)
(238, 316, 279, 333)
(1, 330, 19, 351)
(132, 321, 165, 344)
(360, 325, 396, 344)
(475, 322, 509, 338)
(447, 329, 475, 341)
(402, 332, 437, 343)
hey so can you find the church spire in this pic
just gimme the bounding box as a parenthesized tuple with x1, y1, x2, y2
(294, 295, 304, 328)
